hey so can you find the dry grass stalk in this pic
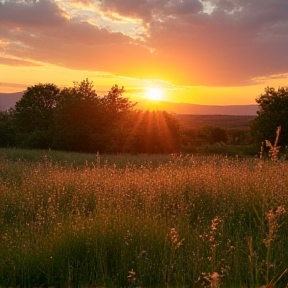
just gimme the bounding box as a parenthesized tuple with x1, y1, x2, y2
(265, 126, 281, 161)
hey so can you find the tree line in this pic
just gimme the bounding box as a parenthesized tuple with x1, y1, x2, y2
(1, 82, 287, 154)
(0, 79, 180, 154)
(180, 86, 288, 151)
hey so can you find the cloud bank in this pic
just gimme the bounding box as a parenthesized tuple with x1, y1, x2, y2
(0, 0, 288, 86)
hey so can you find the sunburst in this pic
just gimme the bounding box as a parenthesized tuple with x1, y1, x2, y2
(145, 87, 163, 101)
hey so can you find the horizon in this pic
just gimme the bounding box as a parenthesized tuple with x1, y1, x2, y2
(0, 90, 259, 106)
(0, 0, 287, 108)
(0, 90, 259, 116)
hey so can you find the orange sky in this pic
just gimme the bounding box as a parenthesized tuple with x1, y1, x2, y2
(0, 0, 288, 105)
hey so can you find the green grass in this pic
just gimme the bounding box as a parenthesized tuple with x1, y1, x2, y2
(1, 148, 288, 287)
(0, 148, 179, 168)
(181, 143, 259, 157)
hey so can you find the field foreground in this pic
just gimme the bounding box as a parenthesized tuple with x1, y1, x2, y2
(1, 149, 288, 288)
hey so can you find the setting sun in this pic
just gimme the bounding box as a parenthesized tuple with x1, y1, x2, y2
(145, 87, 163, 101)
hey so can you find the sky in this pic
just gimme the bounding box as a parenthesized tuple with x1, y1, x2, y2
(0, 0, 288, 105)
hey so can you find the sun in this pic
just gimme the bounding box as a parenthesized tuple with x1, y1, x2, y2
(145, 87, 163, 101)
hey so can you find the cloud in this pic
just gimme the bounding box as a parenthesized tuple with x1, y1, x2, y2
(2, 20, 158, 72)
(0, 1, 156, 69)
(0, 0, 288, 87)
(89, 0, 204, 26)
(0, 82, 27, 89)
(251, 73, 288, 84)
(97, 0, 164, 22)
(0, 82, 27, 94)
(142, 0, 288, 85)
(0, 0, 66, 27)
(0, 56, 42, 66)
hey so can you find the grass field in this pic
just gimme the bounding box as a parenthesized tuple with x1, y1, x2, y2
(1, 148, 288, 288)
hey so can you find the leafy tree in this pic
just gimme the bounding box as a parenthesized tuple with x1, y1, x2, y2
(228, 129, 252, 145)
(250, 87, 288, 146)
(201, 126, 229, 144)
(13, 83, 60, 148)
(101, 85, 137, 115)
(100, 85, 137, 152)
(9, 79, 181, 154)
(53, 79, 104, 152)
(53, 80, 137, 153)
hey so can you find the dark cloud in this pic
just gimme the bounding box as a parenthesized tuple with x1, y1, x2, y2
(97, 0, 203, 23)
(0, 0, 66, 28)
(98, 0, 163, 22)
(142, 0, 288, 85)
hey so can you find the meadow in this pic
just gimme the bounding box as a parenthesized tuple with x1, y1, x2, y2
(1, 148, 288, 288)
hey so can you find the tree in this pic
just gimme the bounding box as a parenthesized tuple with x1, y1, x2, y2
(98, 85, 137, 153)
(53, 79, 104, 152)
(13, 83, 60, 148)
(201, 126, 229, 144)
(101, 85, 137, 115)
(53, 80, 137, 153)
(9, 79, 181, 154)
(250, 87, 288, 146)
(0, 110, 15, 147)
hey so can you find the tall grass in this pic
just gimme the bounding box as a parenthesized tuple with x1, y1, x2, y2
(1, 148, 288, 287)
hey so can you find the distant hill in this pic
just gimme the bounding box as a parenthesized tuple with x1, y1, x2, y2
(0, 92, 23, 111)
(137, 99, 259, 116)
(0, 91, 258, 116)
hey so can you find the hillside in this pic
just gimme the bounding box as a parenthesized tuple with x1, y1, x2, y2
(138, 99, 258, 116)
(0, 92, 23, 111)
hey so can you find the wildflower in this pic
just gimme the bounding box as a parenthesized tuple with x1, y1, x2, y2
(170, 227, 184, 250)
(211, 272, 220, 287)
(276, 205, 286, 215)
(127, 269, 139, 287)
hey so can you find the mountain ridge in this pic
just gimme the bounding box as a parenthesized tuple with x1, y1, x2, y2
(0, 92, 258, 115)
(0, 92, 23, 111)
(137, 99, 258, 115)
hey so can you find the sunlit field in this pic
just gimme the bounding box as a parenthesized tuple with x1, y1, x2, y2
(1, 148, 288, 288)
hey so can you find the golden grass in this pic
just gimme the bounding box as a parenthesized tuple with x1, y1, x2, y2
(0, 149, 288, 287)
